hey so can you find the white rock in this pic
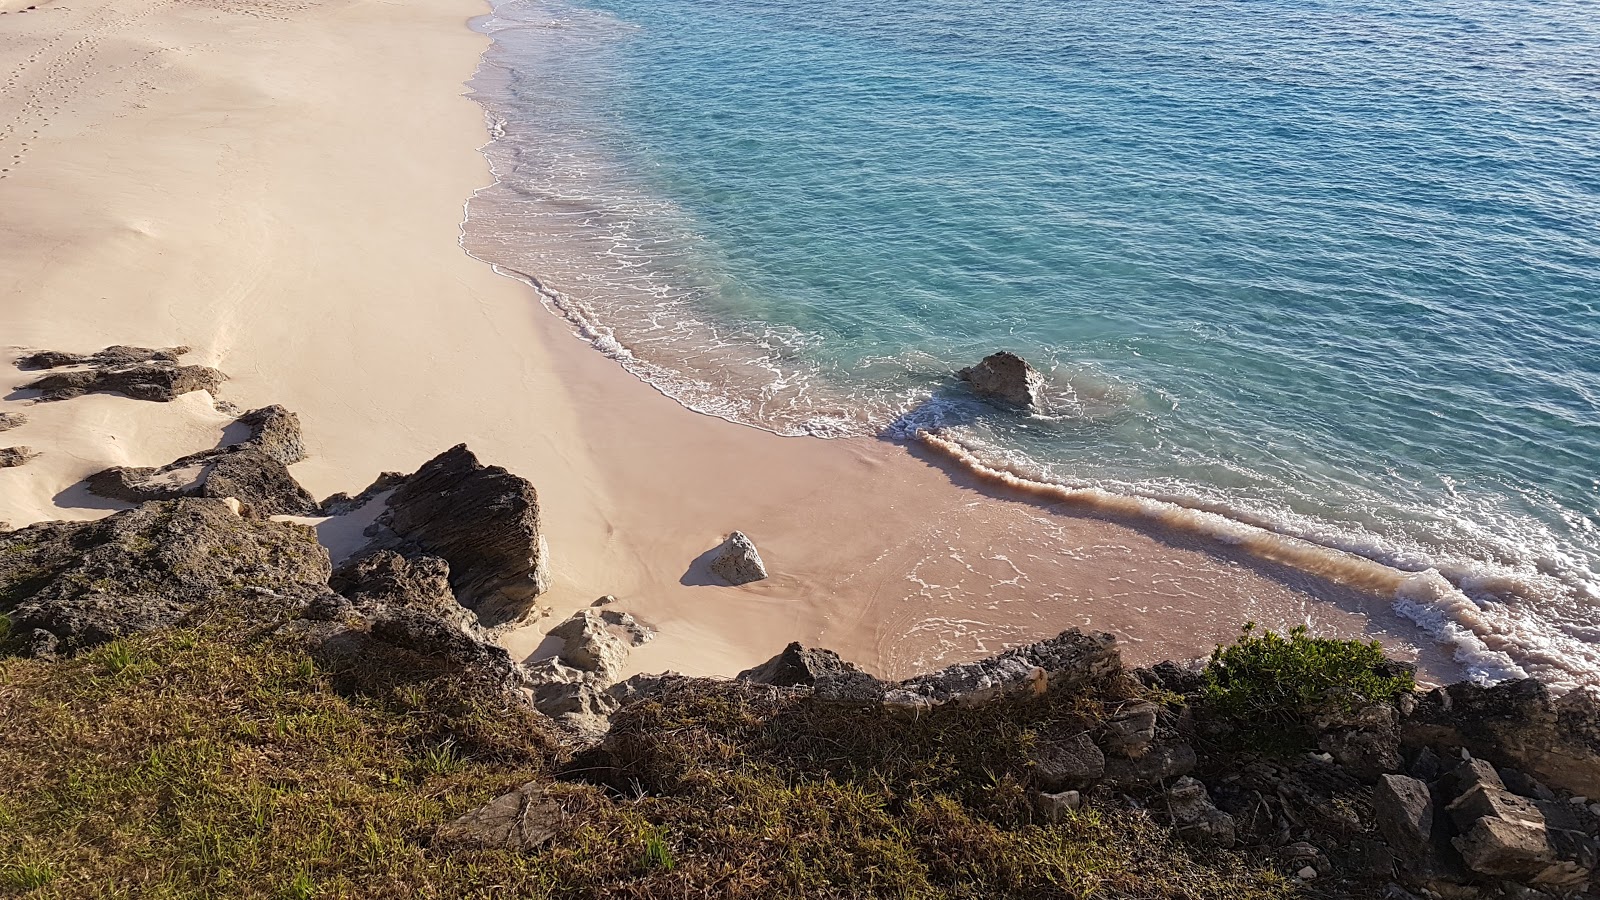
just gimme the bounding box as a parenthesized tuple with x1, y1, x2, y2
(1297, 866, 1317, 880)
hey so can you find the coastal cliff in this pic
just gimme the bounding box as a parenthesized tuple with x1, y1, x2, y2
(2, 354, 1596, 899)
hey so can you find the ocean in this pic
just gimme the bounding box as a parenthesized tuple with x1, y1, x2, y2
(463, 0, 1600, 688)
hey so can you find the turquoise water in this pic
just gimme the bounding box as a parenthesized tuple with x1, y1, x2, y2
(465, 0, 1600, 686)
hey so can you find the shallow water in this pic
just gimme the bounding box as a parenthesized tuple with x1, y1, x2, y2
(464, 0, 1600, 688)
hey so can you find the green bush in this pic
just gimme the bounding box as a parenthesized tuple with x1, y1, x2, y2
(1203, 624, 1414, 724)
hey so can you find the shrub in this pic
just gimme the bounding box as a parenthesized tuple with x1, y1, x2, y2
(1203, 624, 1415, 724)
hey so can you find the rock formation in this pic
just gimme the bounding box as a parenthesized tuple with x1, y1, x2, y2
(709, 531, 767, 585)
(737, 641, 864, 687)
(0, 411, 25, 432)
(366, 444, 551, 629)
(0, 446, 38, 467)
(20, 344, 225, 402)
(957, 351, 1045, 407)
(86, 404, 317, 516)
(0, 497, 331, 654)
(524, 606, 655, 735)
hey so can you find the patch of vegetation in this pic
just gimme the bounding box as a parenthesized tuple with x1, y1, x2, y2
(1203, 624, 1415, 726)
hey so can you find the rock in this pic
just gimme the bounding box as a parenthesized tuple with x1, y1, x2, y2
(0, 446, 38, 467)
(1453, 816, 1557, 879)
(709, 531, 767, 586)
(435, 782, 567, 852)
(882, 628, 1120, 714)
(595, 608, 654, 648)
(317, 471, 407, 516)
(1035, 789, 1081, 823)
(1102, 700, 1160, 758)
(0, 412, 25, 432)
(0, 498, 331, 653)
(374, 445, 551, 628)
(85, 405, 318, 516)
(546, 610, 630, 684)
(330, 550, 476, 631)
(1164, 776, 1237, 847)
(1404, 679, 1600, 798)
(1317, 703, 1403, 780)
(1375, 774, 1435, 858)
(1297, 866, 1318, 880)
(21, 345, 225, 402)
(1103, 741, 1197, 788)
(368, 607, 520, 683)
(738, 642, 866, 688)
(956, 351, 1045, 407)
(1028, 732, 1105, 791)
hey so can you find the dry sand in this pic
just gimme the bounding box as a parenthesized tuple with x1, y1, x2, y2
(0, 0, 1462, 682)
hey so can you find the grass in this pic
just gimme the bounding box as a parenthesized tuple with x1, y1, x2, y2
(0, 615, 1304, 899)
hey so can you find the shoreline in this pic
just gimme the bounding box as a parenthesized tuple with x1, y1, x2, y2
(0, 0, 1465, 683)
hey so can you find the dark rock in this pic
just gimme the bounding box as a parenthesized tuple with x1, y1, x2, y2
(0, 446, 38, 467)
(882, 628, 1119, 713)
(0, 498, 331, 653)
(22, 345, 224, 402)
(18, 345, 188, 370)
(709, 531, 767, 586)
(0, 411, 25, 432)
(318, 471, 407, 516)
(375, 444, 550, 628)
(1404, 679, 1600, 798)
(1410, 746, 1444, 782)
(1028, 732, 1105, 791)
(331, 550, 471, 629)
(85, 405, 317, 516)
(1103, 741, 1197, 788)
(367, 606, 518, 683)
(1498, 769, 1557, 802)
(957, 351, 1045, 407)
(1164, 776, 1237, 847)
(1375, 774, 1435, 858)
(738, 642, 866, 688)
(1316, 703, 1403, 781)
(1138, 659, 1206, 695)
(435, 782, 567, 851)
(1102, 700, 1160, 758)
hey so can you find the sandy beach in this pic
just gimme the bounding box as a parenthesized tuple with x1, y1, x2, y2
(0, 0, 1461, 681)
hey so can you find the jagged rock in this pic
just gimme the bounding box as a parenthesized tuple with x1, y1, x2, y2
(318, 471, 407, 516)
(1028, 732, 1105, 791)
(956, 351, 1045, 407)
(435, 782, 567, 852)
(375, 445, 550, 628)
(0, 498, 331, 653)
(1375, 774, 1435, 858)
(1035, 790, 1082, 823)
(0, 446, 38, 467)
(18, 345, 188, 370)
(1164, 776, 1237, 847)
(368, 607, 519, 680)
(85, 405, 317, 516)
(0, 411, 25, 432)
(1102, 700, 1160, 758)
(1103, 740, 1197, 788)
(709, 531, 767, 586)
(882, 628, 1119, 713)
(1404, 679, 1600, 798)
(738, 642, 866, 687)
(330, 550, 477, 632)
(546, 610, 631, 684)
(21, 345, 225, 402)
(1318, 703, 1403, 781)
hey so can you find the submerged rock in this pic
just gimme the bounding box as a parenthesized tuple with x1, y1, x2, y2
(957, 351, 1044, 407)
(375, 444, 551, 629)
(20, 344, 225, 403)
(85, 404, 317, 516)
(709, 531, 768, 586)
(0, 446, 38, 467)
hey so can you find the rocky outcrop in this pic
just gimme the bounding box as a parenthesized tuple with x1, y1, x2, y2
(85, 404, 317, 516)
(368, 445, 550, 628)
(0, 446, 38, 467)
(0, 498, 332, 654)
(1404, 678, 1600, 799)
(0, 411, 25, 432)
(957, 351, 1044, 407)
(1163, 776, 1237, 847)
(709, 531, 767, 586)
(20, 344, 225, 402)
(882, 628, 1120, 713)
(737, 642, 865, 687)
(524, 607, 655, 731)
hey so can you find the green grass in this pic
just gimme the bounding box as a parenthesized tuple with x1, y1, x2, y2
(0, 619, 1302, 899)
